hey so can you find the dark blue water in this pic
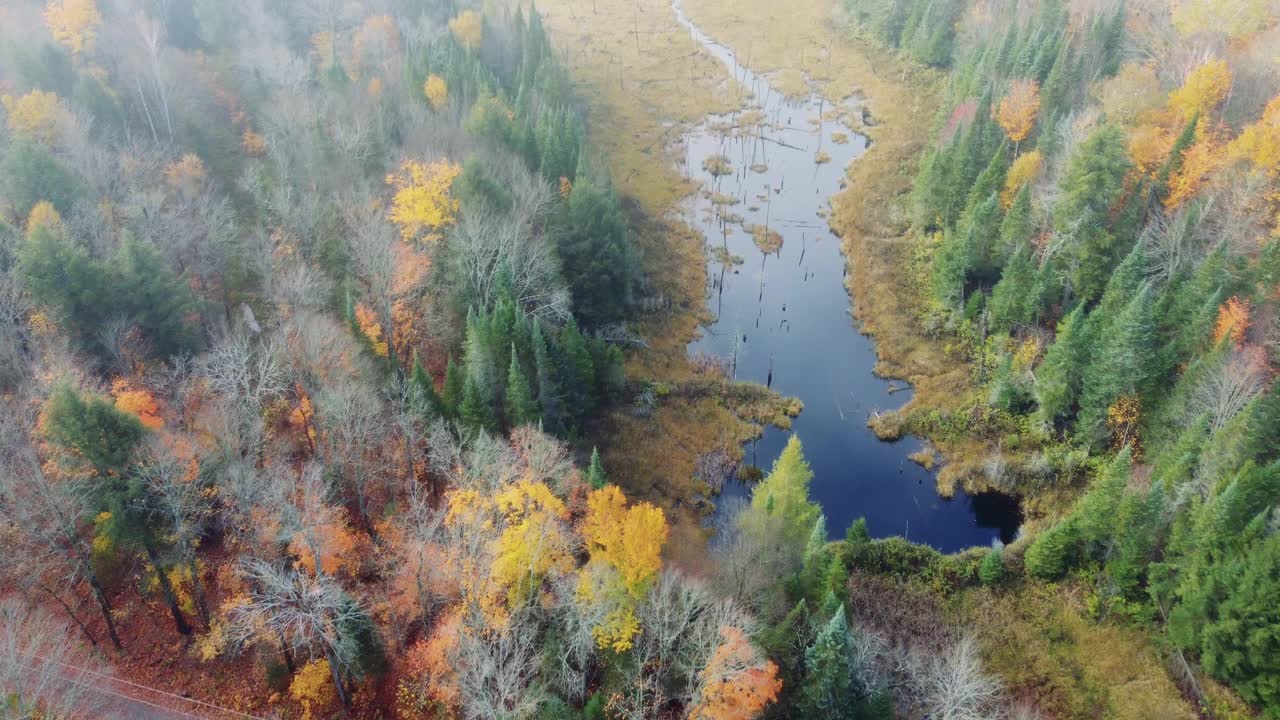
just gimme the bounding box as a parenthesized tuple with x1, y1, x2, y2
(673, 0, 1021, 552)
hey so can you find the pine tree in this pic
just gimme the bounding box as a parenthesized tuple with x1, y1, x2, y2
(1199, 532, 1280, 710)
(1243, 384, 1280, 466)
(964, 192, 1004, 279)
(587, 446, 607, 489)
(410, 356, 446, 419)
(1078, 284, 1157, 444)
(531, 323, 562, 433)
(558, 316, 596, 420)
(931, 228, 970, 310)
(799, 606, 857, 720)
(1035, 305, 1088, 425)
(963, 144, 1009, 219)
(503, 345, 539, 428)
(799, 515, 832, 602)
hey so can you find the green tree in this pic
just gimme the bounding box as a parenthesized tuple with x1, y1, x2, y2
(459, 375, 498, 433)
(1077, 284, 1157, 445)
(1075, 446, 1132, 546)
(1035, 305, 1088, 425)
(1199, 531, 1280, 711)
(1, 138, 83, 216)
(109, 233, 196, 359)
(988, 239, 1037, 331)
(503, 345, 539, 427)
(587, 446, 606, 489)
(998, 183, 1033, 260)
(44, 384, 192, 635)
(799, 606, 857, 720)
(745, 435, 821, 551)
(1025, 516, 1081, 581)
(1056, 125, 1131, 301)
(1105, 484, 1166, 599)
(979, 545, 1004, 587)
(441, 356, 465, 419)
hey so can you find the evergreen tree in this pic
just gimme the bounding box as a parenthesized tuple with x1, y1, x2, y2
(587, 446, 607, 489)
(531, 323, 562, 433)
(931, 228, 970, 310)
(1025, 516, 1081, 581)
(109, 233, 197, 359)
(554, 177, 631, 326)
(1, 138, 83, 216)
(800, 606, 857, 720)
(441, 356, 465, 419)
(1199, 531, 1280, 711)
(1057, 125, 1131, 301)
(1035, 305, 1088, 425)
(44, 384, 191, 635)
(1152, 116, 1198, 209)
(799, 515, 832, 602)
(459, 375, 498, 434)
(558, 317, 596, 421)
(988, 239, 1037, 332)
(1243, 385, 1280, 466)
(1075, 446, 1132, 546)
(18, 225, 110, 355)
(963, 192, 1004, 280)
(979, 545, 1004, 587)
(998, 183, 1033, 261)
(410, 357, 446, 420)
(1077, 284, 1157, 445)
(1105, 483, 1166, 599)
(963, 144, 1009, 219)
(504, 345, 539, 427)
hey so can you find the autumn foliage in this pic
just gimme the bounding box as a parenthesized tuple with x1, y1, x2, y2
(385, 160, 462, 242)
(43, 0, 101, 56)
(690, 626, 783, 720)
(997, 79, 1040, 145)
(1213, 297, 1252, 347)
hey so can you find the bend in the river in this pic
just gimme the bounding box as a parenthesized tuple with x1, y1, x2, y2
(670, 0, 1021, 552)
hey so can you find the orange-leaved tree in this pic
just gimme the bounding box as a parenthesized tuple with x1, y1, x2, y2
(997, 79, 1040, 150)
(1167, 59, 1232, 123)
(1213, 296, 1252, 347)
(689, 626, 782, 720)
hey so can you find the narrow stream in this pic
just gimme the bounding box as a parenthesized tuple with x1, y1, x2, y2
(672, 0, 1021, 552)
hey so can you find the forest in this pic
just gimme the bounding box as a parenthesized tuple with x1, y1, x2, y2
(0, 0, 1277, 718)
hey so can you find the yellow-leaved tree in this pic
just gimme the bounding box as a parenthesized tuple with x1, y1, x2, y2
(424, 74, 449, 112)
(2, 90, 66, 145)
(449, 10, 483, 51)
(577, 485, 668, 652)
(1167, 59, 1232, 123)
(385, 160, 461, 242)
(26, 201, 64, 237)
(1172, 0, 1275, 40)
(1001, 150, 1042, 207)
(44, 0, 101, 56)
(1229, 95, 1280, 177)
(996, 79, 1040, 149)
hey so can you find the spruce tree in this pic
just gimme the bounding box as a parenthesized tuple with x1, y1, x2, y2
(800, 515, 832, 602)
(988, 239, 1037, 332)
(799, 606, 857, 720)
(1025, 516, 1081, 581)
(979, 545, 1004, 586)
(504, 345, 539, 428)
(964, 192, 1004, 279)
(587, 446, 607, 489)
(532, 323, 562, 433)
(1199, 532, 1280, 710)
(459, 375, 498, 434)
(932, 228, 970, 310)
(410, 357, 446, 419)
(1077, 284, 1157, 445)
(1057, 125, 1131, 301)
(1035, 305, 1088, 426)
(559, 317, 596, 419)
(441, 357, 465, 419)
(1075, 445, 1132, 546)
(1105, 483, 1166, 599)
(998, 183, 1033, 261)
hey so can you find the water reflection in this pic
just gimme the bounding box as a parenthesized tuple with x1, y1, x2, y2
(672, 0, 1022, 552)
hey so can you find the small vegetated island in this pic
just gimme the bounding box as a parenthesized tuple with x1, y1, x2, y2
(0, 0, 1277, 719)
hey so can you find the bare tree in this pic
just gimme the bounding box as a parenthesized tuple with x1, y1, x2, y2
(0, 598, 114, 719)
(138, 438, 214, 625)
(456, 608, 546, 720)
(914, 635, 1003, 720)
(1193, 346, 1268, 435)
(314, 378, 391, 538)
(227, 559, 365, 708)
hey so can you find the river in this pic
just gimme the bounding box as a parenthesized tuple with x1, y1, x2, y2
(671, 0, 1021, 552)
